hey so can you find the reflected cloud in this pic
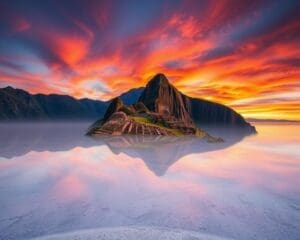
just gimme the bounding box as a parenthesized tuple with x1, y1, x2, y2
(0, 122, 251, 176)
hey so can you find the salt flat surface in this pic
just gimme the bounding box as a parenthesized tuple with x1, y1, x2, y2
(32, 226, 233, 240)
(0, 122, 299, 240)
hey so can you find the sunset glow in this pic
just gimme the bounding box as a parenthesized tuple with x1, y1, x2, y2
(0, 0, 299, 120)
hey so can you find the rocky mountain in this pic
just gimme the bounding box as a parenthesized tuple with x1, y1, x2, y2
(139, 73, 193, 125)
(87, 97, 216, 139)
(102, 97, 125, 122)
(139, 73, 255, 133)
(88, 73, 255, 137)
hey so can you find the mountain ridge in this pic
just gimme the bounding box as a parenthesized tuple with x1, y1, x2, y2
(0, 86, 108, 120)
(0, 86, 142, 120)
(0, 74, 256, 134)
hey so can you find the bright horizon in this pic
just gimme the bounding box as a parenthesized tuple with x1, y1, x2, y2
(0, 1, 299, 121)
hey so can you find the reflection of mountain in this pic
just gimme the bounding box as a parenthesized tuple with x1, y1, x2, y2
(0, 123, 250, 176)
(101, 129, 249, 176)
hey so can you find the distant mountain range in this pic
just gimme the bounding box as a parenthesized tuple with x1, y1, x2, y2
(0, 86, 140, 120)
(0, 74, 255, 134)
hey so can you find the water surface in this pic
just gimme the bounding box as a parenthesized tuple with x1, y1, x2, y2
(0, 122, 299, 240)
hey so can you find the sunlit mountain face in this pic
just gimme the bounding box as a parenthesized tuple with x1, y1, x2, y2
(0, 0, 299, 120)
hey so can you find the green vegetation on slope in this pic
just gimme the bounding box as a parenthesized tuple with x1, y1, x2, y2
(130, 115, 184, 136)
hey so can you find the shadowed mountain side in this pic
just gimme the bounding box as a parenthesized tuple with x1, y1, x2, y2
(189, 97, 255, 129)
(0, 123, 249, 176)
(0, 87, 108, 120)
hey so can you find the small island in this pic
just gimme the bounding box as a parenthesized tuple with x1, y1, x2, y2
(87, 73, 255, 142)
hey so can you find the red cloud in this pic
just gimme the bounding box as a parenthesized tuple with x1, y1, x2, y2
(0, 1, 299, 120)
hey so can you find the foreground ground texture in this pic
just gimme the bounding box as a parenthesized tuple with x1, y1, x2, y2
(32, 227, 233, 240)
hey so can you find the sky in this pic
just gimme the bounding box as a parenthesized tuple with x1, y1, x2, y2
(0, 0, 299, 120)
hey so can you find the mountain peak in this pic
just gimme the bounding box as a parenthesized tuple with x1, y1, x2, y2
(103, 97, 124, 122)
(2, 86, 15, 91)
(147, 73, 170, 87)
(139, 73, 193, 125)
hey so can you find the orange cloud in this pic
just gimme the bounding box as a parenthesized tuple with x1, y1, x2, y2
(53, 35, 90, 66)
(1, 1, 299, 120)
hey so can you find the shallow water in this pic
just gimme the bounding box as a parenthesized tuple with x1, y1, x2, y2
(0, 122, 299, 240)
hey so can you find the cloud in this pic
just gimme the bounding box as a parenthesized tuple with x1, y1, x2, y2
(0, 0, 299, 120)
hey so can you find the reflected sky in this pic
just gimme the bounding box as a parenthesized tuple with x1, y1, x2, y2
(0, 122, 251, 175)
(0, 123, 299, 240)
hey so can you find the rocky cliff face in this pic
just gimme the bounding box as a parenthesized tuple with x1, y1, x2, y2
(139, 73, 255, 133)
(139, 74, 193, 126)
(102, 97, 124, 122)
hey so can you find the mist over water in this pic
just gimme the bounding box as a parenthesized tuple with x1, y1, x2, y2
(0, 122, 299, 240)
